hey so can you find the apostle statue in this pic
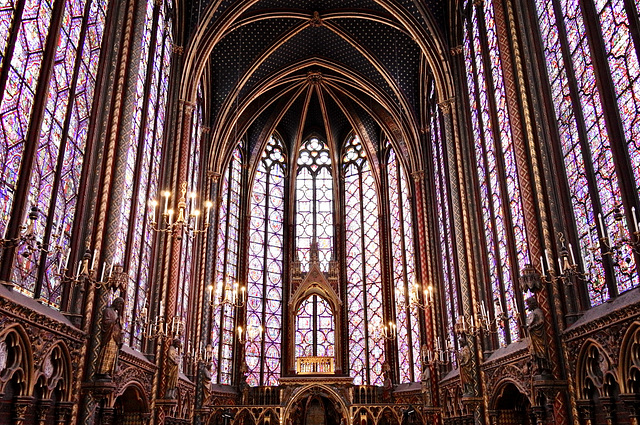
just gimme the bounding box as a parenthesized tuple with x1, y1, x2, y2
(525, 296, 550, 376)
(95, 297, 125, 379)
(457, 332, 473, 396)
(165, 338, 181, 398)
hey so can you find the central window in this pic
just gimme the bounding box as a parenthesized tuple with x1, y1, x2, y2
(295, 136, 334, 271)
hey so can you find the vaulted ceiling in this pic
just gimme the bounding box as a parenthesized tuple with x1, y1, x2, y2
(178, 0, 454, 173)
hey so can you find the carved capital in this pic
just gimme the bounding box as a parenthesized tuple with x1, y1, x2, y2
(36, 399, 53, 425)
(13, 396, 34, 425)
(172, 44, 184, 55)
(55, 402, 74, 425)
(450, 46, 463, 56)
(438, 98, 455, 114)
(411, 170, 425, 183)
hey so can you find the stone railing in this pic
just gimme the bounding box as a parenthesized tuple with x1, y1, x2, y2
(296, 356, 335, 374)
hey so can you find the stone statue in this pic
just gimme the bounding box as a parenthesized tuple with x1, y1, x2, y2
(525, 296, 550, 376)
(457, 332, 473, 396)
(165, 338, 181, 398)
(95, 297, 125, 379)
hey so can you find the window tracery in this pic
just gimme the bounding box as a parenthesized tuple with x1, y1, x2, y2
(343, 134, 385, 386)
(246, 135, 285, 386)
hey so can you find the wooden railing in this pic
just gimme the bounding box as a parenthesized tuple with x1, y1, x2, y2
(296, 356, 335, 374)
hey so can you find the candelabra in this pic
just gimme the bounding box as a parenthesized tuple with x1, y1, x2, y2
(208, 281, 246, 309)
(149, 182, 213, 238)
(0, 206, 64, 258)
(369, 320, 397, 342)
(143, 312, 185, 341)
(406, 283, 434, 310)
(423, 336, 453, 366)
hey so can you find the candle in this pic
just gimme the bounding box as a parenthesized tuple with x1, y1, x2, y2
(544, 249, 551, 273)
(206, 201, 213, 224)
(569, 243, 576, 265)
(167, 209, 174, 225)
(558, 256, 563, 274)
(65, 250, 70, 270)
(163, 191, 170, 214)
(633, 207, 639, 233)
(100, 265, 105, 282)
(76, 261, 82, 278)
(598, 213, 609, 241)
(58, 254, 63, 274)
(540, 255, 545, 276)
(90, 249, 96, 272)
(108, 260, 114, 277)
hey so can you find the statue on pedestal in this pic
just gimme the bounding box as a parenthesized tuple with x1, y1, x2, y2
(95, 297, 125, 379)
(165, 338, 181, 399)
(525, 296, 551, 377)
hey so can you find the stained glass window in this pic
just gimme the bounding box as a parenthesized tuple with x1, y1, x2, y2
(533, 0, 639, 305)
(462, 0, 526, 345)
(295, 136, 334, 271)
(246, 135, 285, 386)
(1, 0, 108, 305)
(212, 146, 243, 384)
(343, 134, 384, 386)
(126, 2, 172, 349)
(295, 295, 335, 358)
(388, 147, 421, 383)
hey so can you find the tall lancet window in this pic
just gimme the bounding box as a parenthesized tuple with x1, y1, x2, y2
(533, 0, 639, 305)
(343, 135, 385, 385)
(0, 0, 109, 304)
(212, 146, 243, 384)
(388, 147, 421, 383)
(463, 0, 528, 346)
(246, 136, 285, 386)
(295, 136, 334, 271)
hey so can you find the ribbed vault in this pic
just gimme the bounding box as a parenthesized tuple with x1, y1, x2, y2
(176, 0, 453, 173)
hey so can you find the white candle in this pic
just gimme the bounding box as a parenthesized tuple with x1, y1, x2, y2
(598, 213, 608, 240)
(544, 249, 551, 272)
(90, 250, 96, 272)
(65, 250, 70, 270)
(558, 256, 563, 274)
(163, 192, 170, 214)
(632, 207, 639, 233)
(58, 254, 63, 274)
(76, 261, 82, 278)
(206, 201, 213, 224)
(100, 265, 105, 282)
(540, 255, 545, 276)
(568, 243, 576, 265)
(108, 260, 114, 277)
